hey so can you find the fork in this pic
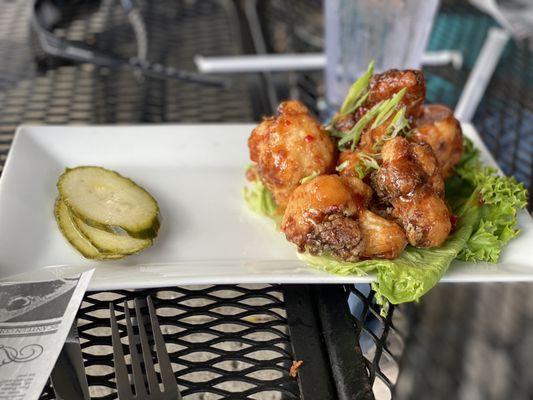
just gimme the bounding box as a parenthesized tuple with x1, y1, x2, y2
(110, 297, 181, 400)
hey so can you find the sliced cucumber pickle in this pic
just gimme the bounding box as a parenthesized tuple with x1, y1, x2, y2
(58, 166, 160, 239)
(73, 215, 152, 255)
(54, 198, 125, 260)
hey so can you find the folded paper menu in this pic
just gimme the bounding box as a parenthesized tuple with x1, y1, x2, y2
(0, 269, 93, 400)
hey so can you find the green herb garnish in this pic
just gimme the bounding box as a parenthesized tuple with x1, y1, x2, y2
(337, 100, 384, 150)
(300, 171, 320, 185)
(354, 152, 380, 179)
(335, 160, 349, 172)
(339, 61, 374, 115)
(372, 106, 409, 151)
(371, 88, 407, 129)
(337, 89, 408, 151)
(326, 61, 374, 137)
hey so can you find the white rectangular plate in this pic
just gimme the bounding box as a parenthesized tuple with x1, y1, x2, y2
(0, 124, 531, 290)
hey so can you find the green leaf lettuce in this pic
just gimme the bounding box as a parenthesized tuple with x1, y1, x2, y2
(454, 139, 527, 263)
(242, 178, 281, 224)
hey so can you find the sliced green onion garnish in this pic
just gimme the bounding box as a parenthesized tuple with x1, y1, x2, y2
(355, 163, 366, 179)
(371, 87, 407, 129)
(300, 171, 320, 185)
(336, 160, 349, 172)
(354, 152, 380, 179)
(372, 107, 409, 151)
(339, 61, 374, 115)
(337, 100, 384, 150)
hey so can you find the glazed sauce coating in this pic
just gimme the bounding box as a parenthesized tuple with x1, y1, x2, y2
(372, 137, 451, 247)
(281, 175, 406, 260)
(367, 69, 426, 119)
(411, 104, 464, 178)
(247, 68, 463, 262)
(248, 100, 336, 209)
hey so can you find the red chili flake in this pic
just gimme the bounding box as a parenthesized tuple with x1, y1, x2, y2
(450, 214, 458, 231)
(304, 135, 315, 143)
(290, 360, 304, 378)
(245, 165, 259, 182)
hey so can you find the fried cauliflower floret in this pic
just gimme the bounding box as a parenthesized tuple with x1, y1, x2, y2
(333, 69, 426, 152)
(372, 137, 451, 248)
(411, 104, 464, 178)
(335, 115, 393, 154)
(367, 69, 426, 119)
(281, 175, 364, 261)
(357, 70, 425, 151)
(358, 120, 394, 154)
(409, 139, 445, 196)
(337, 150, 374, 203)
(359, 210, 407, 259)
(248, 100, 336, 209)
(341, 175, 373, 206)
(391, 188, 452, 249)
(372, 138, 426, 199)
(281, 175, 406, 261)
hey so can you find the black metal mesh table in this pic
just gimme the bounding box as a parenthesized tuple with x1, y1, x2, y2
(0, 0, 531, 399)
(78, 286, 299, 399)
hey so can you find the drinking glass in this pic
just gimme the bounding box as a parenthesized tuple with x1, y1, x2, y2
(325, 0, 439, 108)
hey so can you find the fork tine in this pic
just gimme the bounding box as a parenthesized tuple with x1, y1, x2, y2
(109, 303, 133, 399)
(124, 301, 148, 398)
(134, 298, 160, 395)
(146, 296, 179, 394)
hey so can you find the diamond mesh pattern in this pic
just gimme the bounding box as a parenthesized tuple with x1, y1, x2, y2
(0, 0, 254, 175)
(343, 286, 409, 400)
(472, 39, 533, 192)
(78, 285, 298, 399)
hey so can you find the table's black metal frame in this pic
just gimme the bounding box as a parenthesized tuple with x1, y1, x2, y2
(0, 0, 530, 399)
